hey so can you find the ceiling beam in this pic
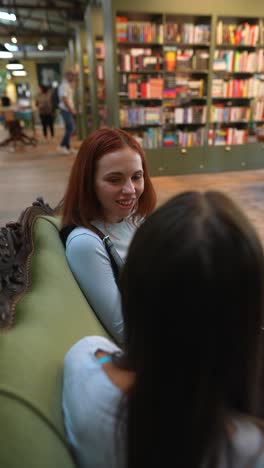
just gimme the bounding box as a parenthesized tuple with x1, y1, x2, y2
(0, 27, 73, 39)
(12, 13, 66, 27)
(0, 24, 75, 38)
(0, 3, 84, 11)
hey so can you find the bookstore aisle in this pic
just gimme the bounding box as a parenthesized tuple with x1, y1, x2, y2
(1, 137, 264, 246)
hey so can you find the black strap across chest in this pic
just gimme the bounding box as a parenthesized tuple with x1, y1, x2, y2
(59, 223, 124, 286)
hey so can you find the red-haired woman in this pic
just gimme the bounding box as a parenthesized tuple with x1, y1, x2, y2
(60, 127, 156, 344)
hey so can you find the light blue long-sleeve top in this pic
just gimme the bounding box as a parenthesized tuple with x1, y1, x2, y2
(65, 218, 137, 344)
(63, 336, 264, 468)
(63, 336, 124, 468)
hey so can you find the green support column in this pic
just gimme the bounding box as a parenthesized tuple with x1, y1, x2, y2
(68, 39, 75, 69)
(75, 25, 88, 140)
(102, 0, 119, 127)
(85, 4, 99, 130)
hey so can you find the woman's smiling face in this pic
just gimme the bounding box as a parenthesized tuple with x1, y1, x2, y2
(94, 145, 144, 223)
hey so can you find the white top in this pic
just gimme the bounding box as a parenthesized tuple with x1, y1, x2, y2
(65, 218, 138, 344)
(58, 78, 74, 112)
(63, 336, 264, 468)
(63, 336, 124, 468)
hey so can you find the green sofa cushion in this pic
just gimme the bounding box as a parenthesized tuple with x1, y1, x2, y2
(0, 215, 111, 467)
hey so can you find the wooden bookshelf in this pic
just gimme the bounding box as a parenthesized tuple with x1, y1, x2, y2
(95, 37, 107, 127)
(209, 16, 264, 146)
(100, 2, 264, 175)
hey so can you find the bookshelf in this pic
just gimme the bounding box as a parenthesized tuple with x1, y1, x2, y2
(95, 37, 107, 127)
(101, 4, 264, 175)
(209, 17, 262, 146)
(82, 48, 93, 131)
(162, 15, 210, 149)
(116, 13, 164, 148)
(115, 13, 211, 150)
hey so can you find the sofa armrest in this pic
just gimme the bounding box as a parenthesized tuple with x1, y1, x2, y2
(0, 198, 112, 468)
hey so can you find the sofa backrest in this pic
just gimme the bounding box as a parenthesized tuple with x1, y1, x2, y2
(0, 211, 110, 468)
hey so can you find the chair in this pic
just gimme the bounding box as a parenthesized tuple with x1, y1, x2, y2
(0, 108, 37, 147)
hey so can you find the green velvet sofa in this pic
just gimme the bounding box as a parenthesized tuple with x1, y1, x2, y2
(0, 198, 110, 468)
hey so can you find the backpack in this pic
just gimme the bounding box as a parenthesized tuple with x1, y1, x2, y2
(36, 92, 53, 115)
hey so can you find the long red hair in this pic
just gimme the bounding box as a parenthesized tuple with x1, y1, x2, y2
(61, 128, 157, 228)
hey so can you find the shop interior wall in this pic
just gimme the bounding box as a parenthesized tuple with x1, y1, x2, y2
(3, 60, 63, 106)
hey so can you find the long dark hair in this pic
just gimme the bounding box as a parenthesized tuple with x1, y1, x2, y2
(61, 127, 156, 228)
(117, 191, 264, 468)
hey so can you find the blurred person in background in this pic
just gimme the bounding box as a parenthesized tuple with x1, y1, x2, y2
(57, 70, 77, 155)
(35, 84, 55, 142)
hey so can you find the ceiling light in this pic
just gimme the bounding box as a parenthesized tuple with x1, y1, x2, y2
(0, 44, 13, 58)
(37, 38, 47, 51)
(11, 36, 17, 44)
(12, 70, 27, 76)
(4, 42, 18, 52)
(6, 60, 24, 70)
(0, 12, 16, 21)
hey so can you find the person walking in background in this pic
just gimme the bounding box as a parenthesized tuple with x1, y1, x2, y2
(57, 70, 76, 155)
(63, 190, 264, 468)
(35, 84, 55, 142)
(59, 127, 156, 344)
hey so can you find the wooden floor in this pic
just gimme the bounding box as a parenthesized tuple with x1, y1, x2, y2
(1, 125, 264, 243)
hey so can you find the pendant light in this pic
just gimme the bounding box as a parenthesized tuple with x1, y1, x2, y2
(0, 44, 13, 59)
(6, 59, 24, 70)
(12, 70, 27, 76)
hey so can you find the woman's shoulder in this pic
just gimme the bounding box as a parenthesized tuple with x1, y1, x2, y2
(66, 226, 102, 248)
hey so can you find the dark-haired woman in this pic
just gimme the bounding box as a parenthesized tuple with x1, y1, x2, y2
(63, 190, 264, 468)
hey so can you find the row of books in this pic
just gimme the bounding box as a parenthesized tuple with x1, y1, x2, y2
(163, 106, 206, 124)
(212, 77, 264, 98)
(98, 105, 107, 127)
(119, 75, 163, 99)
(210, 105, 250, 122)
(116, 17, 163, 43)
(130, 127, 163, 148)
(213, 50, 264, 73)
(96, 63, 104, 80)
(164, 47, 209, 71)
(129, 77, 163, 99)
(117, 46, 210, 71)
(116, 17, 211, 44)
(119, 78, 205, 102)
(97, 81, 105, 100)
(165, 23, 210, 44)
(208, 127, 247, 145)
(119, 106, 163, 126)
(164, 76, 205, 99)
(216, 21, 259, 46)
(163, 128, 205, 146)
(123, 125, 264, 148)
(116, 17, 263, 46)
(252, 99, 264, 121)
(117, 48, 162, 72)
